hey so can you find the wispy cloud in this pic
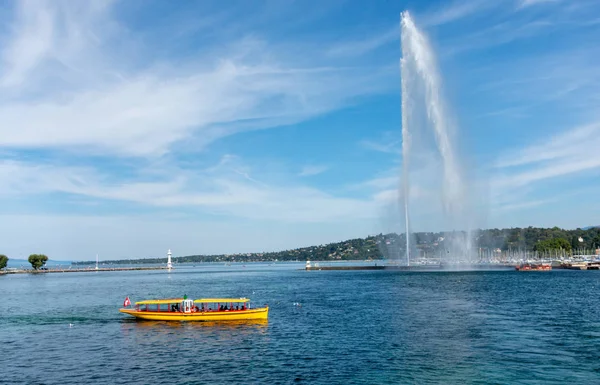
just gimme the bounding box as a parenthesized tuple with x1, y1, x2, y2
(360, 131, 401, 154)
(1, 0, 55, 87)
(360, 139, 400, 154)
(0, 158, 384, 223)
(326, 26, 397, 58)
(443, 19, 554, 55)
(496, 123, 600, 169)
(493, 199, 555, 212)
(518, 0, 562, 9)
(1, 0, 117, 89)
(298, 165, 329, 177)
(493, 122, 600, 189)
(421, 0, 493, 26)
(0, 2, 393, 157)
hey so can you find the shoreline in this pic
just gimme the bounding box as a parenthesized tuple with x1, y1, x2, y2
(3, 261, 599, 275)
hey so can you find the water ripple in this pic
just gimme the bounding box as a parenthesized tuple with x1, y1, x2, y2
(2, 269, 600, 384)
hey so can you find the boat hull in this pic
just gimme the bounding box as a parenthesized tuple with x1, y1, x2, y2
(515, 265, 552, 271)
(119, 307, 269, 321)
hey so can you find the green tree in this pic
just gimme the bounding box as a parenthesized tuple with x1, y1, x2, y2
(533, 238, 572, 253)
(28, 254, 48, 270)
(0, 254, 8, 270)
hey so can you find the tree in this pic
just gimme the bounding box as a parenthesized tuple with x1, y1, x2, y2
(0, 254, 8, 270)
(28, 254, 48, 270)
(533, 238, 572, 254)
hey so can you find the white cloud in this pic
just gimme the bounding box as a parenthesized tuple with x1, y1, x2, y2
(496, 123, 600, 169)
(326, 26, 398, 57)
(0, 62, 390, 157)
(519, 0, 561, 9)
(360, 139, 400, 154)
(361, 175, 398, 190)
(0, 2, 393, 157)
(493, 199, 555, 212)
(0, 159, 384, 223)
(491, 122, 600, 199)
(421, 0, 492, 26)
(443, 19, 555, 56)
(1, 0, 55, 87)
(1, 0, 117, 89)
(298, 165, 329, 177)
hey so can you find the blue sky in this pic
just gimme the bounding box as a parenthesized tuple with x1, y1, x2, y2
(0, 0, 599, 260)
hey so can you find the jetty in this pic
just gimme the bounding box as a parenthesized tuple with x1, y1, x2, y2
(1, 266, 167, 275)
(303, 261, 515, 271)
(0, 249, 176, 275)
(306, 265, 386, 271)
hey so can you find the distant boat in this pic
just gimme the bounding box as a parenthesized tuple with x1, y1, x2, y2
(515, 263, 552, 271)
(119, 296, 268, 322)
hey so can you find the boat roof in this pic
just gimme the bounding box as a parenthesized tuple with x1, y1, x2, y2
(135, 298, 184, 305)
(194, 298, 249, 303)
(134, 297, 251, 305)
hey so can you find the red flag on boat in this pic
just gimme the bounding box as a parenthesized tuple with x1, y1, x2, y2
(124, 297, 131, 307)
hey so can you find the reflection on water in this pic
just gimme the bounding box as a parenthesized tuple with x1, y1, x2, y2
(119, 314, 270, 350)
(120, 319, 268, 336)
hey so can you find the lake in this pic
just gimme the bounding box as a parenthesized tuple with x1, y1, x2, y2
(2, 264, 600, 384)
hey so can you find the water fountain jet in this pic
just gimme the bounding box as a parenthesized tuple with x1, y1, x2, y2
(400, 11, 473, 266)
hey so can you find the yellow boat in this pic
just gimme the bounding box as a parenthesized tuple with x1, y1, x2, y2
(119, 296, 268, 322)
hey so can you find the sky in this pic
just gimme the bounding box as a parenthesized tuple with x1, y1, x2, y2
(0, 0, 599, 261)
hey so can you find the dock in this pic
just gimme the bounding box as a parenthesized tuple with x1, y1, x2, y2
(556, 262, 600, 270)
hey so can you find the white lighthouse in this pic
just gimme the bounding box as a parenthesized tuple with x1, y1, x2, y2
(167, 249, 173, 270)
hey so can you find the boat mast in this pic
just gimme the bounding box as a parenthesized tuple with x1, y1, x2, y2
(95, 254, 98, 270)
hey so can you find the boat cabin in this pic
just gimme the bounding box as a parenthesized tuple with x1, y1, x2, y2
(134, 298, 250, 313)
(194, 298, 249, 312)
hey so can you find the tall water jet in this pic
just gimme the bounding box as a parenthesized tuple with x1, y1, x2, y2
(400, 11, 472, 264)
(401, 55, 412, 266)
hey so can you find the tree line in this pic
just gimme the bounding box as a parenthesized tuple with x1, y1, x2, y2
(72, 226, 600, 265)
(0, 254, 49, 271)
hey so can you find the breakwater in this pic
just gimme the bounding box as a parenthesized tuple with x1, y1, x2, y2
(304, 262, 600, 271)
(304, 264, 515, 271)
(0, 266, 167, 275)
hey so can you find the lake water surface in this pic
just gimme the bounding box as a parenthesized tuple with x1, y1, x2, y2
(2, 264, 600, 384)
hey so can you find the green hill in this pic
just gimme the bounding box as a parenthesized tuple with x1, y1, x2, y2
(73, 226, 600, 265)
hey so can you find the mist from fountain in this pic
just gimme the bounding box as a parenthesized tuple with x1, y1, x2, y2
(400, 11, 474, 266)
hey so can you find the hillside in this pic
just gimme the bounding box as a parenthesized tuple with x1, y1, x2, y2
(72, 226, 600, 265)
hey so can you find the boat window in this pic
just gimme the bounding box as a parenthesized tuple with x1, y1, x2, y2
(148, 304, 158, 312)
(159, 304, 169, 312)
